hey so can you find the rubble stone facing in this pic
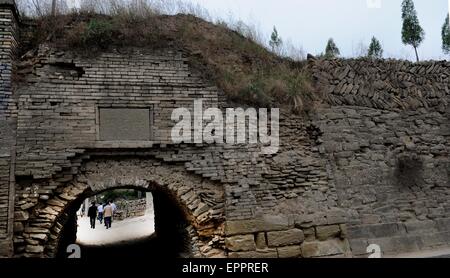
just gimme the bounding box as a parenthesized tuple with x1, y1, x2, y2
(309, 57, 450, 256)
(114, 198, 147, 220)
(309, 57, 450, 112)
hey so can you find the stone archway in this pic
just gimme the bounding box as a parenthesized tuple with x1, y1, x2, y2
(17, 158, 225, 258)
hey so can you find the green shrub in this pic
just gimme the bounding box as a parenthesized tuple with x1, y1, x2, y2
(82, 19, 114, 49)
(238, 76, 272, 107)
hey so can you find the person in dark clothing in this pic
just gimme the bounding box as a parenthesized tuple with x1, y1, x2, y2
(87, 202, 97, 229)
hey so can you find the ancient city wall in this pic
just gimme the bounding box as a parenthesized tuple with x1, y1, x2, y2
(0, 0, 18, 256)
(1, 0, 449, 258)
(5, 40, 348, 258)
(309, 57, 450, 255)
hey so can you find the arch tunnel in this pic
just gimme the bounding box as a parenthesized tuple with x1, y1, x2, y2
(54, 186, 192, 259)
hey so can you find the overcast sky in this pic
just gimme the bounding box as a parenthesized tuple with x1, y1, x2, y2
(179, 0, 450, 61)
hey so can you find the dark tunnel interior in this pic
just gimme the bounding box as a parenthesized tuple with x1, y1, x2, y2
(55, 187, 192, 259)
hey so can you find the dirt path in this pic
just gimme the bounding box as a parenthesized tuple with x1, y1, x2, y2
(76, 213, 155, 246)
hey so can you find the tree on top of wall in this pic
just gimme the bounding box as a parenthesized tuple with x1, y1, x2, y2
(324, 38, 340, 58)
(401, 0, 425, 62)
(442, 14, 450, 54)
(367, 36, 383, 59)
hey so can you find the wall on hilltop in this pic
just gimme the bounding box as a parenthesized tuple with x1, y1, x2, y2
(309, 58, 449, 112)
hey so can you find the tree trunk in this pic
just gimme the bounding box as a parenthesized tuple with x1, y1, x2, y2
(51, 0, 57, 16)
(414, 46, 419, 62)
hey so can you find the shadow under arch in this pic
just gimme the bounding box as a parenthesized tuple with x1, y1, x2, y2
(33, 157, 225, 258)
(54, 185, 192, 259)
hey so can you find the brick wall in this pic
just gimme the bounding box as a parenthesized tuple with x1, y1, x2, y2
(0, 0, 18, 257)
(11, 46, 349, 258)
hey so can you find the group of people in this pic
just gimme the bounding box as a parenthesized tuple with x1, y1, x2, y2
(87, 201, 117, 230)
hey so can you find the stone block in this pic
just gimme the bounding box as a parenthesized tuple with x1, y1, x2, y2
(24, 227, 49, 234)
(267, 228, 304, 247)
(225, 215, 289, 235)
(30, 233, 48, 241)
(316, 225, 341, 240)
(225, 235, 256, 252)
(228, 249, 278, 258)
(255, 232, 267, 249)
(25, 245, 44, 254)
(277, 245, 302, 258)
(303, 227, 316, 241)
(404, 220, 437, 234)
(360, 214, 381, 225)
(301, 239, 349, 258)
(14, 211, 29, 221)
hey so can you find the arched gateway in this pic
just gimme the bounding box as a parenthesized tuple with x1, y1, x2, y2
(19, 155, 225, 258)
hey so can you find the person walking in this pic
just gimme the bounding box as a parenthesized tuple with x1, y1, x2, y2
(110, 201, 117, 225)
(87, 202, 97, 229)
(97, 203, 104, 224)
(103, 202, 113, 229)
(103, 203, 108, 227)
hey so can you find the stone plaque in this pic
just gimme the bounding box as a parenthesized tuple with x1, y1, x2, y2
(99, 108, 151, 141)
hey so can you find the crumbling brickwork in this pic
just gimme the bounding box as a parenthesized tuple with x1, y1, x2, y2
(0, 0, 18, 257)
(10, 45, 348, 258)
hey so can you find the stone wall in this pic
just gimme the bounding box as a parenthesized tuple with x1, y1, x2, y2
(309, 58, 449, 112)
(309, 57, 450, 256)
(0, 0, 18, 257)
(5, 4, 450, 258)
(114, 198, 147, 220)
(223, 114, 351, 258)
(9, 44, 349, 258)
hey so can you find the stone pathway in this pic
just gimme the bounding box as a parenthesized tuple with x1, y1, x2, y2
(76, 213, 155, 246)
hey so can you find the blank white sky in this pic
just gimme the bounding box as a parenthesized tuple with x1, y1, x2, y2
(180, 0, 449, 60)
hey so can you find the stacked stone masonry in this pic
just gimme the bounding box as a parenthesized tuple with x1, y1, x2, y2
(114, 198, 147, 220)
(0, 1, 449, 258)
(309, 57, 450, 256)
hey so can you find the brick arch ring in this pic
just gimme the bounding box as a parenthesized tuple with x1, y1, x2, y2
(21, 158, 225, 258)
